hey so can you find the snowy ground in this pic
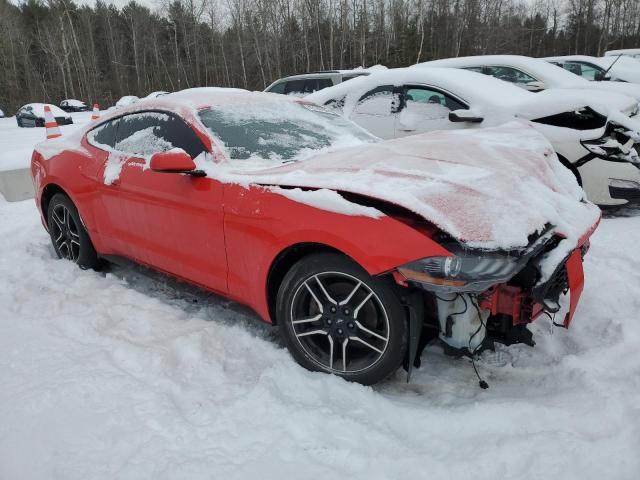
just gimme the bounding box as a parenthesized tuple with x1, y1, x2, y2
(1, 200, 639, 479)
(0, 112, 94, 171)
(1, 117, 639, 479)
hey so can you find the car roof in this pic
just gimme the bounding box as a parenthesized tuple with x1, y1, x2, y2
(306, 67, 534, 109)
(415, 55, 589, 87)
(543, 55, 607, 65)
(97, 88, 305, 123)
(605, 48, 640, 56)
(271, 70, 370, 82)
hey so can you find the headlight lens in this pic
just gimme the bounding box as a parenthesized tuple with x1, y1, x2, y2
(398, 253, 522, 293)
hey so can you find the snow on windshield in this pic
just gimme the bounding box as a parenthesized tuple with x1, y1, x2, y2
(198, 101, 375, 168)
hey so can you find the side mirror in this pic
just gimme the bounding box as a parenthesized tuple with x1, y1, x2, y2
(449, 109, 484, 123)
(594, 72, 605, 81)
(524, 80, 545, 92)
(150, 150, 204, 176)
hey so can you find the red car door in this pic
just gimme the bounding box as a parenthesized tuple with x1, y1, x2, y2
(95, 111, 228, 294)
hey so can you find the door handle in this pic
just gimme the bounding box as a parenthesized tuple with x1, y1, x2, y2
(399, 128, 416, 132)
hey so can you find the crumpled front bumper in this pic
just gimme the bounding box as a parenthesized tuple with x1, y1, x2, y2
(478, 237, 591, 331)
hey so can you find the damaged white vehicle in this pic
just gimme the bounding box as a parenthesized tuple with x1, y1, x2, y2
(307, 67, 640, 207)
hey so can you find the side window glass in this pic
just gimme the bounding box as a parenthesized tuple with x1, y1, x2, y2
(115, 112, 205, 158)
(342, 74, 365, 82)
(267, 82, 286, 94)
(284, 80, 305, 95)
(157, 115, 206, 158)
(403, 87, 466, 119)
(574, 62, 599, 80)
(316, 78, 333, 90)
(87, 119, 120, 149)
(354, 86, 398, 116)
(563, 62, 583, 76)
(485, 66, 537, 85)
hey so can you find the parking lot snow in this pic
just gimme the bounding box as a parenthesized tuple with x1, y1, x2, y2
(1, 194, 639, 479)
(0, 112, 94, 171)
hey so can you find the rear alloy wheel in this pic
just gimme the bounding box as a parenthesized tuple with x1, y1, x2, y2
(47, 193, 99, 269)
(277, 253, 407, 385)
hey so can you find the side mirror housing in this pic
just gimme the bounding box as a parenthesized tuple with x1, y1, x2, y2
(150, 150, 203, 175)
(524, 80, 545, 92)
(449, 109, 484, 123)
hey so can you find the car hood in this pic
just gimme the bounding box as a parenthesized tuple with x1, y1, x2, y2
(207, 122, 600, 250)
(576, 80, 640, 101)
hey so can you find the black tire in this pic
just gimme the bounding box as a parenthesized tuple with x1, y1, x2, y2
(47, 193, 99, 270)
(276, 253, 407, 385)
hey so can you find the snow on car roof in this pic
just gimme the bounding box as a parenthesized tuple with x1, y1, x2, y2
(544, 55, 640, 83)
(415, 55, 591, 88)
(606, 48, 640, 56)
(305, 67, 629, 120)
(21, 103, 69, 118)
(62, 99, 87, 107)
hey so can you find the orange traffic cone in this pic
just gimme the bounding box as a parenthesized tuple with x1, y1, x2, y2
(44, 105, 62, 140)
(91, 103, 100, 121)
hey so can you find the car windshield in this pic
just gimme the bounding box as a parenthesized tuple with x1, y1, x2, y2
(198, 101, 376, 165)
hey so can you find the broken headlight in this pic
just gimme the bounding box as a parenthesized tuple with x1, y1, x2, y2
(397, 252, 522, 293)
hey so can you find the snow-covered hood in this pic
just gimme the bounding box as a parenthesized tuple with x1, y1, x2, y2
(207, 122, 600, 251)
(578, 80, 640, 101)
(517, 88, 637, 120)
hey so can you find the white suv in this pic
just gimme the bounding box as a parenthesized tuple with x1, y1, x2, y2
(265, 69, 375, 96)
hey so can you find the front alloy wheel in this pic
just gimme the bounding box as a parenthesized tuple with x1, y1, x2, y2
(277, 253, 407, 385)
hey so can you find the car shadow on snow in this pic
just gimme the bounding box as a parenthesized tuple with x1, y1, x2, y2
(100, 258, 280, 346)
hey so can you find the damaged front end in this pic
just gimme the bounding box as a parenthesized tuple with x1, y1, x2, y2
(393, 224, 596, 370)
(580, 121, 640, 166)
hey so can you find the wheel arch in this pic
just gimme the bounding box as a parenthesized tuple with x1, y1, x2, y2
(266, 242, 354, 325)
(41, 183, 70, 227)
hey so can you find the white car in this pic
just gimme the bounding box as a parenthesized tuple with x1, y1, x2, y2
(306, 67, 640, 207)
(144, 91, 170, 99)
(415, 55, 640, 101)
(265, 66, 387, 96)
(545, 55, 640, 84)
(605, 49, 640, 60)
(115, 95, 140, 108)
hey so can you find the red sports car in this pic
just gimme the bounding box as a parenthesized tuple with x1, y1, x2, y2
(31, 89, 600, 385)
